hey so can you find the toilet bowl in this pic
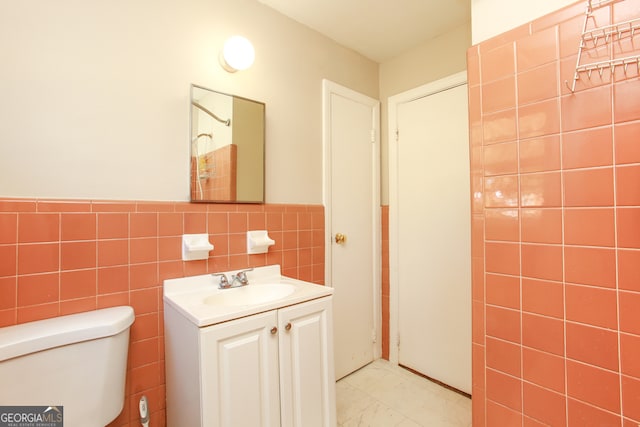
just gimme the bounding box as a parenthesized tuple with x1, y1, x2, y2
(0, 306, 135, 427)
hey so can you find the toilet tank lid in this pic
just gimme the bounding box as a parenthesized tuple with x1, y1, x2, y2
(0, 306, 134, 362)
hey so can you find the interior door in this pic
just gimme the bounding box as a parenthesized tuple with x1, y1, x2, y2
(323, 80, 380, 380)
(395, 82, 471, 394)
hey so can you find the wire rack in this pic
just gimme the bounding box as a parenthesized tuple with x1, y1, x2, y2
(566, 0, 640, 92)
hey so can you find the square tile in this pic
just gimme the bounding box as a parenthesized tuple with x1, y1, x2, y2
(486, 368, 522, 411)
(486, 273, 520, 309)
(566, 322, 619, 371)
(520, 172, 562, 207)
(483, 109, 517, 145)
(483, 142, 518, 176)
(564, 208, 615, 247)
(564, 168, 614, 207)
(522, 312, 564, 356)
(567, 397, 622, 426)
(523, 347, 565, 393)
(562, 127, 613, 169)
(561, 86, 612, 132)
(521, 209, 562, 244)
(567, 360, 620, 413)
(522, 278, 563, 319)
(486, 337, 521, 377)
(523, 382, 567, 427)
(566, 284, 618, 329)
(481, 43, 516, 84)
(518, 99, 561, 139)
(521, 244, 563, 282)
(615, 121, 640, 165)
(485, 209, 519, 242)
(565, 246, 616, 288)
(516, 26, 558, 72)
(517, 62, 559, 105)
(519, 135, 560, 173)
(483, 77, 516, 113)
(617, 208, 640, 249)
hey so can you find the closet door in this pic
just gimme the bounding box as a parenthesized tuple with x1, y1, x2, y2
(391, 76, 471, 394)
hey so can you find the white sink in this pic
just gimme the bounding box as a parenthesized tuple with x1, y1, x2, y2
(203, 283, 296, 307)
(163, 265, 333, 327)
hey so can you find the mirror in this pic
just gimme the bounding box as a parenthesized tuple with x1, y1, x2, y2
(190, 84, 265, 203)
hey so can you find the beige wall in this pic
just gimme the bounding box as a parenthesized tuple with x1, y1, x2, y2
(378, 24, 471, 204)
(0, 0, 378, 204)
(1, 0, 577, 205)
(471, 0, 577, 43)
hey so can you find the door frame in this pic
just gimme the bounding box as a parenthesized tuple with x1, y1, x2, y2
(388, 71, 468, 364)
(322, 79, 382, 360)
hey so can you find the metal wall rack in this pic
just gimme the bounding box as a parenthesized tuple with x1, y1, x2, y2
(566, 0, 640, 92)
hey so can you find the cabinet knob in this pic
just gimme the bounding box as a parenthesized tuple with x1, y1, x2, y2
(270, 326, 278, 335)
(285, 322, 292, 331)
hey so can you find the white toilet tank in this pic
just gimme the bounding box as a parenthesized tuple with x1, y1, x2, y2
(0, 306, 135, 427)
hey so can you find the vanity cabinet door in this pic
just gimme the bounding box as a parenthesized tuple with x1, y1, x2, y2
(278, 297, 337, 427)
(200, 310, 281, 427)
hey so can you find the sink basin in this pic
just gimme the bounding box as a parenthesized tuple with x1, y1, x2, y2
(203, 283, 296, 307)
(163, 265, 334, 326)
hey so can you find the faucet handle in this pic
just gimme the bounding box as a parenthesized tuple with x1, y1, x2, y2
(212, 273, 230, 288)
(232, 268, 253, 285)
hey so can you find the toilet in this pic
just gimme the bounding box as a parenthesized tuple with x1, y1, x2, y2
(0, 306, 135, 427)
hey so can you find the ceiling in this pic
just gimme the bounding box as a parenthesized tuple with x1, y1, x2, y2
(257, 0, 471, 63)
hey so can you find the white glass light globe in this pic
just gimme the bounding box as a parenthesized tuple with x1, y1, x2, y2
(221, 36, 255, 72)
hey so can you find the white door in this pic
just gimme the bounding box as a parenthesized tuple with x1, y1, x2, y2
(322, 80, 380, 380)
(278, 297, 336, 427)
(389, 72, 471, 394)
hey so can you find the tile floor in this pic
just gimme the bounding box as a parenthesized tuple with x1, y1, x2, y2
(336, 359, 472, 427)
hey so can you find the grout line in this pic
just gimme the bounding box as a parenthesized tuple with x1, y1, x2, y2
(512, 37, 526, 422)
(611, 66, 625, 422)
(556, 33, 571, 424)
(477, 43, 488, 427)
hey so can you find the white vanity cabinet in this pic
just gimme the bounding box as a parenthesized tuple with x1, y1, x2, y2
(200, 310, 281, 426)
(277, 297, 335, 426)
(165, 294, 336, 427)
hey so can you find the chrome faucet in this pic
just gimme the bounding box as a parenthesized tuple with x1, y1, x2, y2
(211, 273, 229, 288)
(212, 268, 254, 289)
(231, 268, 253, 286)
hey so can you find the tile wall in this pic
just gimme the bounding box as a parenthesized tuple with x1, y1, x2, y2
(190, 144, 238, 201)
(468, 0, 640, 425)
(0, 198, 325, 426)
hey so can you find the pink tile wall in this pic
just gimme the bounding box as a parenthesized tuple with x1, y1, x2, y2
(190, 144, 238, 201)
(468, 0, 640, 425)
(0, 198, 325, 426)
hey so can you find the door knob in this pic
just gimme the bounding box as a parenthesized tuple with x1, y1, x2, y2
(334, 233, 347, 245)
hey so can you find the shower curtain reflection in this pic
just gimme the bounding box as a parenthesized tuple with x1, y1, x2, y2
(190, 134, 238, 201)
